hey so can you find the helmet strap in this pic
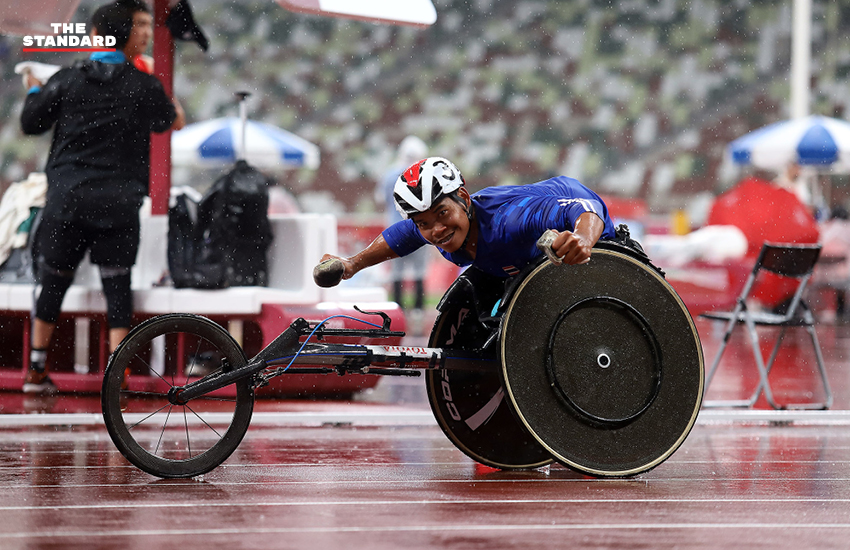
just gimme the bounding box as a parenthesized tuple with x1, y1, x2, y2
(450, 193, 476, 253)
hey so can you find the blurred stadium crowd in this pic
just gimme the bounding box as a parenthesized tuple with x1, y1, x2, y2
(1, 0, 849, 217)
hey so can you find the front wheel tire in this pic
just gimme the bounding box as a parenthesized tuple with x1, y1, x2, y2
(101, 314, 254, 478)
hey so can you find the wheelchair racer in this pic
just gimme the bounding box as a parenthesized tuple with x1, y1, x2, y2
(319, 157, 616, 282)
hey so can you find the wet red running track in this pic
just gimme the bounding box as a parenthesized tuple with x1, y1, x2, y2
(1, 319, 850, 549)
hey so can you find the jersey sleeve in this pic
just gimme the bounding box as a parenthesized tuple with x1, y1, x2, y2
(381, 219, 428, 257)
(545, 196, 608, 231)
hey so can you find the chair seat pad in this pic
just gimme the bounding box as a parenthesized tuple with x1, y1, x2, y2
(700, 310, 812, 326)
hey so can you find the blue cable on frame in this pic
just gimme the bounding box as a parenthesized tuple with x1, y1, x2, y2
(271, 314, 383, 372)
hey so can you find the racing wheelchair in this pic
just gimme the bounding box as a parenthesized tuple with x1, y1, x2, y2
(101, 231, 704, 478)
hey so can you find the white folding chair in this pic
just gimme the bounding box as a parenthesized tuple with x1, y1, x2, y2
(700, 242, 832, 410)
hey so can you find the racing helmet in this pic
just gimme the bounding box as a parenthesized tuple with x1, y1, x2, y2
(393, 157, 465, 219)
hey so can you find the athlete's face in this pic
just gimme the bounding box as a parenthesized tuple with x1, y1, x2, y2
(410, 189, 472, 253)
(123, 11, 153, 58)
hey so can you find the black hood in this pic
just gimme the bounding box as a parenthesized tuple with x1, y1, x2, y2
(75, 59, 128, 84)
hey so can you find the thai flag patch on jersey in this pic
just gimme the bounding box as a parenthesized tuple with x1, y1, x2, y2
(502, 265, 520, 276)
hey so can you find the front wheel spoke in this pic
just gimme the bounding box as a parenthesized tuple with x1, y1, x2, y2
(121, 389, 169, 399)
(154, 406, 174, 455)
(190, 395, 238, 403)
(183, 336, 208, 386)
(146, 358, 176, 388)
(126, 403, 171, 430)
(184, 408, 192, 458)
(184, 403, 223, 438)
(126, 349, 175, 388)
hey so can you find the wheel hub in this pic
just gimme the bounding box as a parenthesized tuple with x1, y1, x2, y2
(545, 296, 662, 428)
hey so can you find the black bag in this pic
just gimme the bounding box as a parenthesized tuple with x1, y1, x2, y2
(168, 191, 223, 288)
(168, 160, 273, 288)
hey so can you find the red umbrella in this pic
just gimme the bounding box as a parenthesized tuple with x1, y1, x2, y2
(707, 176, 819, 307)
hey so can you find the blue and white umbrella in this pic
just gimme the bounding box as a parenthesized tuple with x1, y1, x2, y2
(728, 115, 850, 173)
(171, 117, 320, 170)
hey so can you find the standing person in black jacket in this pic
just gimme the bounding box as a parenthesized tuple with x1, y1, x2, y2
(19, 0, 185, 394)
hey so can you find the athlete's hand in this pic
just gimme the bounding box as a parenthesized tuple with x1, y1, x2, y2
(548, 229, 593, 265)
(171, 97, 186, 131)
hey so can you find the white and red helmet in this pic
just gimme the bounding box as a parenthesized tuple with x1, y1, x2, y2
(393, 157, 465, 219)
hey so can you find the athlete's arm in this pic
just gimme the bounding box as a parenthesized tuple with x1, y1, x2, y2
(320, 234, 400, 280)
(549, 211, 605, 265)
(20, 72, 62, 135)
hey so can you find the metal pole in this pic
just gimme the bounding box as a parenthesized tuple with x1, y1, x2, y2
(236, 91, 250, 161)
(790, 0, 811, 119)
(150, 0, 175, 215)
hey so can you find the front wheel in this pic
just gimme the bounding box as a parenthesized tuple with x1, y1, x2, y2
(101, 314, 254, 478)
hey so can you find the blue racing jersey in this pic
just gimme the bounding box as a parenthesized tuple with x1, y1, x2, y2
(381, 176, 616, 278)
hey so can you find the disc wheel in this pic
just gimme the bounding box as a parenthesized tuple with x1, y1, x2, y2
(500, 250, 704, 477)
(102, 314, 254, 478)
(425, 276, 553, 470)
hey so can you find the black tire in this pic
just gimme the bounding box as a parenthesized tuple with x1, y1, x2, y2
(425, 273, 553, 470)
(500, 250, 704, 477)
(101, 314, 254, 478)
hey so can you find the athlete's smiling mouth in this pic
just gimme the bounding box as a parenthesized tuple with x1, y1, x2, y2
(436, 232, 455, 247)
